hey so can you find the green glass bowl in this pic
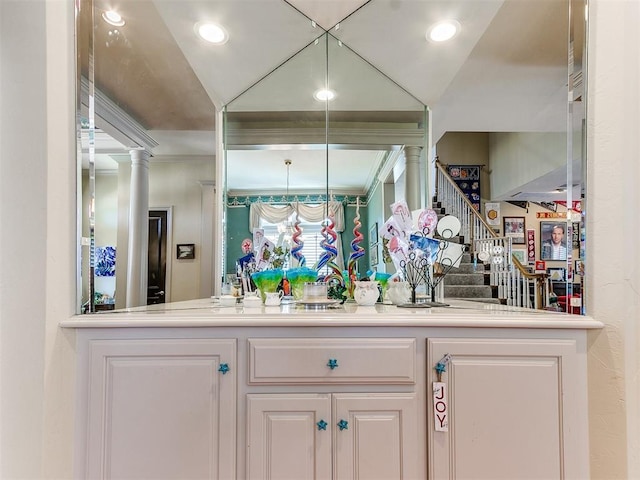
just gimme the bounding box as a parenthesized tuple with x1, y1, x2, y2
(286, 267, 319, 300)
(250, 269, 284, 302)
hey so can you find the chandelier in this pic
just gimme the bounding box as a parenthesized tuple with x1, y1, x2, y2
(277, 159, 295, 238)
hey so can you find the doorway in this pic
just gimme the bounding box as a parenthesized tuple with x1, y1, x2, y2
(148, 209, 169, 304)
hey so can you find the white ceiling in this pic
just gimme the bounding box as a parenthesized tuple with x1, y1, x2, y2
(84, 0, 581, 201)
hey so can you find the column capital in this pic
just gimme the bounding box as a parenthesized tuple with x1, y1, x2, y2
(129, 148, 151, 164)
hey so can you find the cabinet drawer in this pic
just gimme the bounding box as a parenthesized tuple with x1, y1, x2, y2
(248, 337, 416, 384)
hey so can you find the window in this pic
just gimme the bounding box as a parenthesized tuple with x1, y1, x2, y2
(259, 213, 329, 276)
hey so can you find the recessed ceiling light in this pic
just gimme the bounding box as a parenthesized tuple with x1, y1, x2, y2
(102, 10, 125, 27)
(314, 89, 335, 102)
(195, 22, 228, 45)
(427, 20, 460, 42)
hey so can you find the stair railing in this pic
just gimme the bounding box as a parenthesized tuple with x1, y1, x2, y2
(435, 159, 548, 309)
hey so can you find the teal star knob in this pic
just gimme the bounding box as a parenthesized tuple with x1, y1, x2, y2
(435, 362, 446, 376)
(337, 419, 349, 431)
(327, 358, 339, 370)
(317, 420, 328, 431)
(218, 363, 230, 374)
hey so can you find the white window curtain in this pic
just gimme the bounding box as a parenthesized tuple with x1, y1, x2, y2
(249, 201, 345, 270)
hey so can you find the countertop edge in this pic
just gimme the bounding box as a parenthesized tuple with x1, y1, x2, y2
(60, 314, 604, 330)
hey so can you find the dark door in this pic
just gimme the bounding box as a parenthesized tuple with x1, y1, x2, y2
(148, 210, 167, 304)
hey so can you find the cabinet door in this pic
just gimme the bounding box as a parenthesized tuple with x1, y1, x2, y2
(428, 338, 587, 480)
(247, 394, 332, 480)
(333, 393, 419, 480)
(86, 339, 236, 480)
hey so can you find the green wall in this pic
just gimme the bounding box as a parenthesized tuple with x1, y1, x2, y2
(366, 181, 385, 272)
(225, 203, 375, 277)
(225, 206, 251, 275)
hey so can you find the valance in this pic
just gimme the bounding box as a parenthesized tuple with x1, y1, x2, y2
(249, 201, 345, 232)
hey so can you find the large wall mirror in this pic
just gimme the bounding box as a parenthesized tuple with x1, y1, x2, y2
(77, 0, 587, 314)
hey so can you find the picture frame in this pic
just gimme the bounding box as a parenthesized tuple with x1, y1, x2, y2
(540, 221, 568, 260)
(503, 216, 526, 245)
(369, 222, 379, 247)
(571, 222, 580, 249)
(511, 249, 526, 264)
(547, 267, 566, 282)
(177, 243, 195, 259)
(370, 243, 378, 266)
(574, 259, 585, 276)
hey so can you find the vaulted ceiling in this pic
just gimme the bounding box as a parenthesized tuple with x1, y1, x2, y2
(81, 0, 583, 200)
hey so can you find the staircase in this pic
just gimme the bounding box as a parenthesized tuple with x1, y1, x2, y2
(431, 202, 500, 304)
(442, 252, 500, 303)
(433, 160, 548, 309)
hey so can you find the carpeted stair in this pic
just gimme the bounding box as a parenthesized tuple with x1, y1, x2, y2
(431, 201, 502, 304)
(441, 253, 500, 303)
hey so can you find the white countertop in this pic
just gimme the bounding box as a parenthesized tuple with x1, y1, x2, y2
(61, 298, 603, 329)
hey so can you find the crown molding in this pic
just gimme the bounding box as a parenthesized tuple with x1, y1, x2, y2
(80, 76, 158, 153)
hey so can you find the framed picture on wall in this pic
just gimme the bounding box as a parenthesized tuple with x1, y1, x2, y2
(512, 249, 526, 264)
(177, 243, 195, 259)
(369, 222, 378, 247)
(503, 216, 526, 244)
(572, 222, 580, 249)
(540, 221, 568, 260)
(547, 267, 566, 282)
(370, 243, 378, 266)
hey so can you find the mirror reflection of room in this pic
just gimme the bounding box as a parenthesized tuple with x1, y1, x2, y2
(79, 0, 585, 314)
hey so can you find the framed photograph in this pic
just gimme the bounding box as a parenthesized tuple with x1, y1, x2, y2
(370, 243, 379, 266)
(540, 221, 568, 260)
(571, 222, 580, 249)
(177, 243, 195, 259)
(547, 267, 566, 282)
(369, 222, 379, 246)
(512, 249, 526, 264)
(503, 216, 526, 245)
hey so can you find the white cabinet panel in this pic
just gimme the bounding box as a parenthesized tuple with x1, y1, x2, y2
(86, 339, 236, 480)
(427, 338, 586, 480)
(248, 338, 416, 385)
(333, 393, 419, 480)
(247, 394, 332, 480)
(247, 393, 418, 480)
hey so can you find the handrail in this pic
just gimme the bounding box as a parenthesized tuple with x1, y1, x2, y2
(435, 159, 498, 246)
(511, 253, 549, 310)
(434, 159, 548, 309)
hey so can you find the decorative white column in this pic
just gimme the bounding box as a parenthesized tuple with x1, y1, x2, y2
(405, 145, 422, 211)
(199, 181, 216, 298)
(126, 149, 150, 308)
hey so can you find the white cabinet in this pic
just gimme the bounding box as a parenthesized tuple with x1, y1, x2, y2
(247, 393, 419, 480)
(246, 337, 420, 480)
(71, 324, 592, 480)
(427, 338, 588, 480)
(83, 338, 236, 480)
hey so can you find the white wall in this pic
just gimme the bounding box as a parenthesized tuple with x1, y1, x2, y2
(150, 159, 214, 302)
(1, 0, 76, 478)
(587, 1, 640, 478)
(88, 158, 213, 307)
(490, 132, 566, 199)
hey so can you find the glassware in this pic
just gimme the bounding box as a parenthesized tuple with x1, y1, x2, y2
(303, 282, 328, 301)
(373, 271, 392, 303)
(286, 267, 319, 300)
(250, 269, 284, 303)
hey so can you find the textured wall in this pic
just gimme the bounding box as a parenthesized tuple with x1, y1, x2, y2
(587, 1, 640, 478)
